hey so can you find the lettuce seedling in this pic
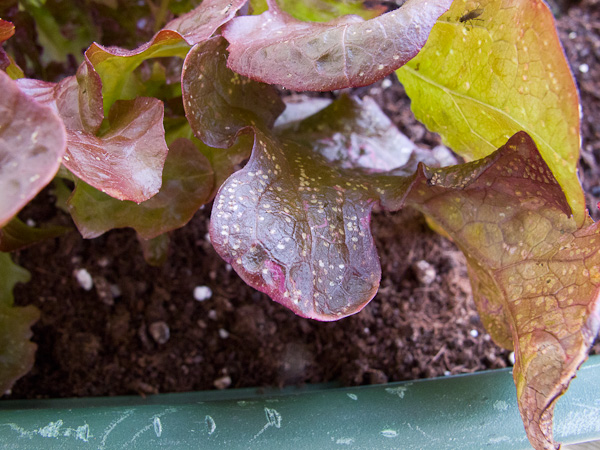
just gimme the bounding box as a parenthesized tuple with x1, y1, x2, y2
(0, 0, 598, 449)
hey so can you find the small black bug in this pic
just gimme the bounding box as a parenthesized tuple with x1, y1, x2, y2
(459, 7, 484, 24)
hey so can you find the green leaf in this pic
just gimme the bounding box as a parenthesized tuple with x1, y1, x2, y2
(222, 0, 453, 91)
(85, 31, 190, 115)
(68, 137, 214, 239)
(20, 0, 98, 65)
(249, 0, 387, 22)
(395, 0, 584, 224)
(0, 252, 39, 394)
(0, 217, 70, 252)
(0, 71, 67, 228)
(182, 36, 285, 148)
(403, 132, 600, 450)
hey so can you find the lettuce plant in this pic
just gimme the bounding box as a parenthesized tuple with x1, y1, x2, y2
(1, 1, 598, 449)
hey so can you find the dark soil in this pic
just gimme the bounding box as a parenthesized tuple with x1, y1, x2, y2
(6, 0, 600, 399)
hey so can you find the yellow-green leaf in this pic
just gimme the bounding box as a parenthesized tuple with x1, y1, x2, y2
(396, 0, 583, 224)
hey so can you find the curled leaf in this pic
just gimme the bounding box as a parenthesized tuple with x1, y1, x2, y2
(222, 0, 453, 91)
(0, 71, 67, 228)
(66, 97, 169, 203)
(68, 137, 213, 239)
(210, 128, 382, 320)
(404, 132, 600, 450)
(182, 36, 285, 148)
(165, 0, 248, 45)
(85, 32, 189, 114)
(17, 74, 169, 203)
(396, 0, 584, 224)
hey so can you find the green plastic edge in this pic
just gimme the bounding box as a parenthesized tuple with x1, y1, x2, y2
(0, 354, 598, 449)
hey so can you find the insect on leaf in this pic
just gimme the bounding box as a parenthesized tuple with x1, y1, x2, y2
(396, 0, 584, 224)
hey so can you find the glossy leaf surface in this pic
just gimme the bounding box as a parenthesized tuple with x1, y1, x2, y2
(65, 97, 169, 203)
(404, 132, 600, 450)
(0, 71, 67, 228)
(17, 75, 169, 203)
(165, 0, 248, 45)
(223, 0, 452, 91)
(182, 36, 285, 148)
(68, 138, 213, 239)
(396, 0, 583, 224)
(210, 128, 384, 320)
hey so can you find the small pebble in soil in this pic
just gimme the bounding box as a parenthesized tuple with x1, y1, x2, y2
(26, 218, 36, 227)
(579, 63, 589, 74)
(97, 256, 111, 268)
(74, 268, 93, 291)
(110, 284, 122, 298)
(469, 329, 479, 338)
(218, 328, 230, 339)
(193, 285, 213, 301)
(381, 78, 392, 89)
(412, 260, 437, 285)
(149, 321, 170, 344)
(213, 375, 232, 390)
(208, 309, 218, 320)
(508, 351, 515, 365)
(94, 276, 114, 306)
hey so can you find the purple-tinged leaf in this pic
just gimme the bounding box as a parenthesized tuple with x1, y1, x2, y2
(164, 118, 254, 198)
(18, 62, 168, 203)
(0, 20, 13, 43)
(68, 137, 213, 239)
(277, 94, 453, 173)
(65, 97, 168, 202)
(404, 132, 600, 450)
(0, 217, 70, 252)
(222, 0, 452, 91)
(0, 19, 14, 72)
(0, 71, 67, 228)
(210, 128, 383, 320)
(182, 36, 285, 148)
(165, 0, 248, 45)
(0, 252, 39, 394)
